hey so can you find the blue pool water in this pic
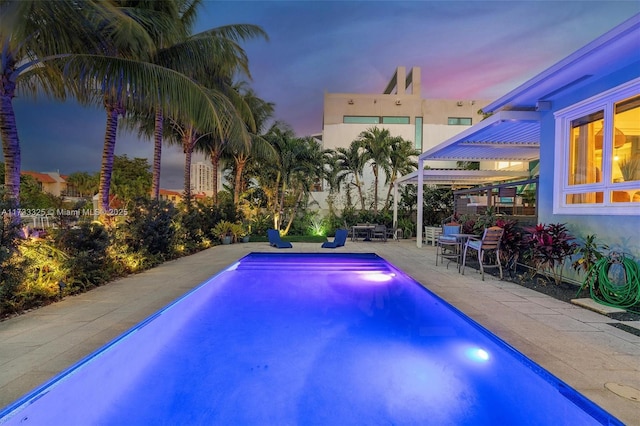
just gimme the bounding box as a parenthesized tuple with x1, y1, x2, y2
(0, 253, 622, 425)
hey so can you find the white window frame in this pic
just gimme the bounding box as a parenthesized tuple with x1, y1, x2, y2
(554, 78, 640, 215)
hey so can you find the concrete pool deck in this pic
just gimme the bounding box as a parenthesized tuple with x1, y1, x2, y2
(1, 240, 639, 424)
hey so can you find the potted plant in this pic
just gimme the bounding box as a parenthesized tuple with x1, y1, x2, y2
(239, 224, 251, 243)
(212, 220, 234, 245)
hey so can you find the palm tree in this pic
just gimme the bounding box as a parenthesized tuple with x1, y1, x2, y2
(257, 123, 323, 232)
(383, 137, 419, 210)
(196, 79, 256, 206)
(66, 171, 99, 199)
(358, 127, 393, 213)
(144, 1, 267, 199)
(0, 0, 135, 205)
(227, 84, 275, 205)
(334, 141, 367, 210)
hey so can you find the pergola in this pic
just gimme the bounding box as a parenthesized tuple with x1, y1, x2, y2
(393, 110, 541, 247)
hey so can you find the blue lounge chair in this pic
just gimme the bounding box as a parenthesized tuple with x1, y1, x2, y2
(267, 229, 293, 248)
(321, 229, 348, 248)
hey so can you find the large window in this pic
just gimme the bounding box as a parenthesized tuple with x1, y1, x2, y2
(381, 116, 410, 124)
(554, 79, 640, 214)
(343, 116, 380, 124)
(448, 117, 472, 125)
(414, 117, 423, 150)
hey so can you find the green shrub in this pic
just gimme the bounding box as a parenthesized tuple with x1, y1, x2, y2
(123, 198, 177, 258)
(0, 194, 27, 313)
(53, 221, 111, 290)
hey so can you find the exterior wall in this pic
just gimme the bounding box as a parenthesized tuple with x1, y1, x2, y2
(538, 67, 640, 259)
(319, 68, 492, 213)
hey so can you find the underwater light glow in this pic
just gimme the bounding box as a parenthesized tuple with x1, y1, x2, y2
(357, 271, 395, 282)
(466, 347, 490, 362)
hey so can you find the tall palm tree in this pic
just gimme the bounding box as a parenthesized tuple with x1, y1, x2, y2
(334, 140, 367, 210)
(0, 0, 137, 205)
(358, 127, 394, 213)
(196, 78, 256, 206)
(228, 84, 275, 205)
(383, 137, 419, 210)
(145, 1, 267, 199)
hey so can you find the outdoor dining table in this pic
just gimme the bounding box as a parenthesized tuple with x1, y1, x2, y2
(351, 225, 375, 241)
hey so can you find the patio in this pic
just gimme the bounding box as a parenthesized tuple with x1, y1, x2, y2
(1, 241, 638, 424)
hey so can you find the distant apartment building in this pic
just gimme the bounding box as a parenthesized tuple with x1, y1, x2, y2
(190, 161, 215, 196)
(315, 66, 495, 211)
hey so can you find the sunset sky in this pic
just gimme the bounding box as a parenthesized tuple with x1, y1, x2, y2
(11, 1, 639, 189)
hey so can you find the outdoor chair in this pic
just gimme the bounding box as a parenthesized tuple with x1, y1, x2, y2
(372, 224, 387, 242)
(461, 226, 504, 280)
(387, 226, 402, 240)
(321, 229, 348, 248)
(267, 229, 293, 248)
(435, 223, 461, 268)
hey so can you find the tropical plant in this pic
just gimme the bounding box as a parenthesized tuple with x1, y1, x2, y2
(65, 172, 99, 199)
(357, 127, 394, 213)
(53, 221, 111, 290)
(143, 4, 268, 200)
(333, 140, 367, 210)
(572, 234, 610, 295)
(211, 220, 235, 242)
(0, 190, 26, 309)
(227, 84, 276, 205)
(119, 198, 177, 259)
(495, 218, 526, 276)
(0, 0, 125, 204)
(523, 223, 577, 285)
(383, 137, 419, 210)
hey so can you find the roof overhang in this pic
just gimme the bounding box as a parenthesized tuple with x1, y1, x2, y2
(396, 169, 531, 187)
(419, 110, 540, 162)
(483, 14, 640, 113)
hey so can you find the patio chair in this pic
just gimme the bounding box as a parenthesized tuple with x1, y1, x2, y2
(435, 223, 461, 267)
(267, 229, 293, 248)
(321, 229, 348, 248)
(372, 224, 387, 242)
(387, 226, 403, 240)
(461, 226, 504, 280)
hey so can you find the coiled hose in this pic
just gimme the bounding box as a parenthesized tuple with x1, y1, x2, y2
(583, 253, 640, 312)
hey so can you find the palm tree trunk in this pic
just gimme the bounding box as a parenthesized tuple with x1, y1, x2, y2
(372, 166, 379, 213)
(384, 174, 396, 210)
(354, 178, 366, 210)
(0, 88, 21, 205)
(233, 156, 247, 205)
(151, 107, 163, 199)
(282, 189, 303, 235)
(99, 105, 120, 212)
(209, 148, 221, 205)
(182, 126, 195, 208)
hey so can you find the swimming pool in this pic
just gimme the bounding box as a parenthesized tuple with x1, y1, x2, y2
(0, 253, 622, 425)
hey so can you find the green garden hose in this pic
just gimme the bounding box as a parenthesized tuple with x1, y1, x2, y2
(584, 253, 640, 312)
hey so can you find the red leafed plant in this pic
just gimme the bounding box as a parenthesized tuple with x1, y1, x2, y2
(523, 223, 577, 285)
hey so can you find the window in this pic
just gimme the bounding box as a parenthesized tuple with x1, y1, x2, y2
(414, 117, 423, 150)
(343, 116, 380, 124)
(554, 79, 640, 215)
(448, 117, 472, 125)
(381, 116, 410, 124)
